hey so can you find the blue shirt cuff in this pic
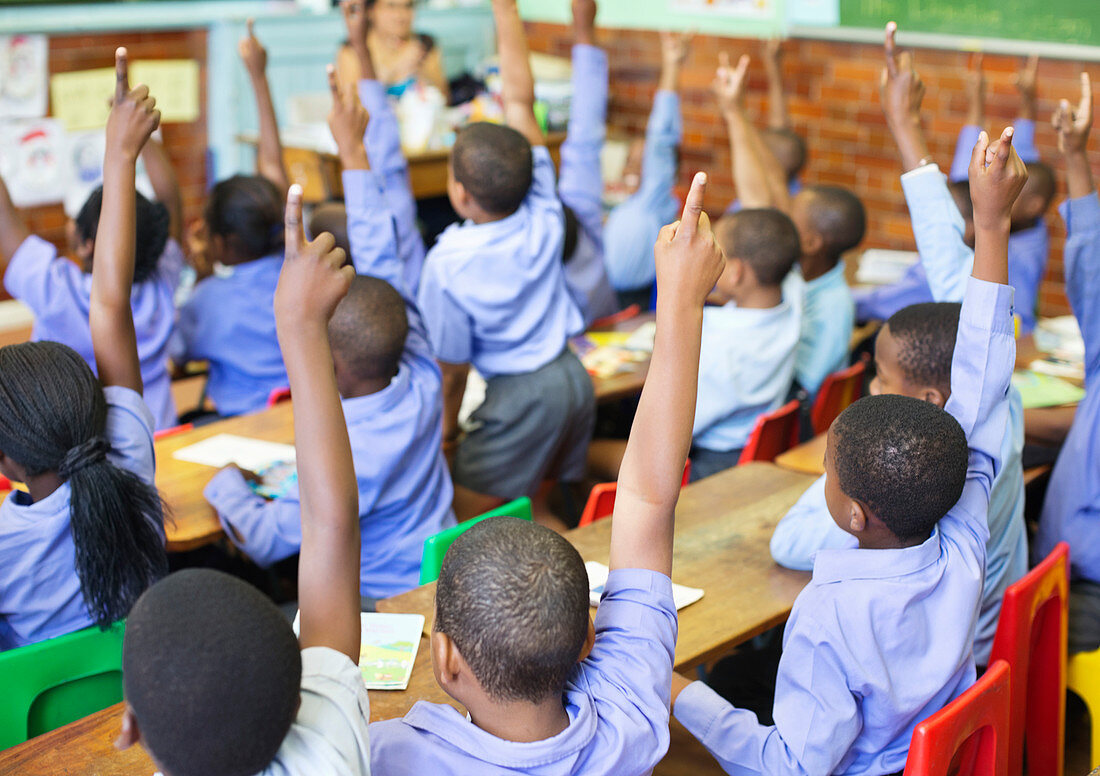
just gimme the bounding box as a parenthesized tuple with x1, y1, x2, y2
(204, 466, 254, 528)
(674, 680, 733, 742)
(963, 276, 1016, 336)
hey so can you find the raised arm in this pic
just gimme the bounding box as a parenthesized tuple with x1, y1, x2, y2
(970, 128, 1025, 286)
(880, 24, 933, 174)
(276, 185, 360, 663)
(91, 49, 160, 394)
(140, 136, 183, 243)
(0, 172, 31, 270)
(1055, 73, 1095, 201)
(240, 20, 289, 197)
(492, 0, 544, 148)
(609, 173, 724, 576)
(762, 38, 790, 131)
(949, 54, 986, 183)
(636, 31, 688, 203)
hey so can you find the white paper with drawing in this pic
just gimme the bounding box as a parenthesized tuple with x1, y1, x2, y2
(172, 434, 296, 471)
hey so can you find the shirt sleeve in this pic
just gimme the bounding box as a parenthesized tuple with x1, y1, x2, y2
(1006, 222, 1049, 335)
(103, 385, 157, 487)
(949, 125, 982, 183)
(528, 145, 562, 212)
(342, 168, 402, 290)
(156, 238, 186, 291)
(1061, 193, 1100, 385)
(900, 164, 973, 303)
(769, 476, 856, 571)
(3, 235, 76, 314)
(638, 90, 682, 205)
(415, 255, 473, 365)
(204, 466, 304, 567)
(558, 44, 608, 244)
(852, 263, 934, 322)
(1011, 118, 1040, 164)
(795, 282, 854, 396)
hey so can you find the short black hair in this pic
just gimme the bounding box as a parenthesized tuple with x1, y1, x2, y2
(204, 175, 285, 261)
(451, 122, 533, 216)
(74, 187, 170, 284)
(1023, 161, 1056, 210)
(434, 516, 590, 704)
(329, 275, 408, 382)
(715, 209, 801, 286)
(804, 185, 866, 261)
(833, 394, 968, 542)
(885, 302, 961, 396)
(123, 569, 302, 776)
(761, 128, 807, 181)
(308, 201, 351, 258)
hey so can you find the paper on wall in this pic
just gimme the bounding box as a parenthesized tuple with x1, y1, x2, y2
(0, 35, 48, 119)
(50, 67, 114, 132)
(172, 434, 297, 471)
(63, 128, 157, 217)
(131, 60, 200, 124)
(0, 119, 68, 207)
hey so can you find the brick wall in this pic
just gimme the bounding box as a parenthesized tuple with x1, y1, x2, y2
(527, 22, 1100, 318)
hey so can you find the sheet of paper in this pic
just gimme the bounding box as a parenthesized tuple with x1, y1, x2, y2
(50, 67, 114, 132)
(172, 434, 296, 471)
(855, 249, 920, 286)
(585, 561, 704, 610)
(131, 60, 200, 124)
(0, 35, 48, 118)
(1012, 370, 1086, 409)
(0, 119, 68, 206)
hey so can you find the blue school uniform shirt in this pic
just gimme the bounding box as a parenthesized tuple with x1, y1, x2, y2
(693, 296, 800, 453)
(205, 168, 455, 599)
(559, 44, 619, 325)
(676, 276, 1016, 776)
(172, 252, 287, 416)
(369, 569, 677, 776)
(604, 90, 681, 292)
(417, 145, 585, 376)
(1036, 193, 1100, 584)
(0, 386, 156, 650)
(786, 261, 854, 395)
(4, 235, 181, 430)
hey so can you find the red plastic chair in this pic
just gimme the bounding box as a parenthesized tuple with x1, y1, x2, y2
(153, 423, 194, 440)
(590, 304, 641, 330)
(987, 542, 1069, 776)
(901, 660, 1011, 776)
(810, 362, 866, 435)
(737, 400, 801, 465)
(266, 387, 292, 407)
(577, 461, 691, 527)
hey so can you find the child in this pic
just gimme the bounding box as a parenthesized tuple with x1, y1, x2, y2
(117, 183, 371, 775)
(369, 171, 723, 775)
(672, 37, 1026, 775)
(1036, 72, 1100, 654)
(0, 50, 167, 650)
(204, 67, 455, 601)
(417, 0, 592, 520)
(170, 21, 291, 417)
(689, 209, 801, 481)
(0, 136, 184, 431)
(603, 30, 689, 311)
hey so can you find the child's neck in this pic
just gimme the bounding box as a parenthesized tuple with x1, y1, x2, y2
(24, 471, 63, 503)
(339, 375, 393, 400)
(729, 284, 783, 310)
(856, 531, 929, 551)
(467, 693, 570, 743)
(798, 253, 838, 283)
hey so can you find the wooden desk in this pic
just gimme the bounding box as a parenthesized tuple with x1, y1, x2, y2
(588, 312, 653, 404)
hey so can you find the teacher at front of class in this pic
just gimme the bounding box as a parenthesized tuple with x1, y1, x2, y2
(336, 0, 451, 101)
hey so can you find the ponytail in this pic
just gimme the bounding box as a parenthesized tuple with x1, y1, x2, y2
(0, 342, 167, 628)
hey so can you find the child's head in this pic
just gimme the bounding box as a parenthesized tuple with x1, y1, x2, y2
(789, 185, 866, 267)
(68, 186, 170, 282)
(0, 341, 167, 626)
(713, 209, 801, 298)
(308, 201, 351, 258)
(328, 275, 409, 398)
(432, 516, 593, 706)
(203, 175, 285, 265)
(761, 128, 807, 183)
(120, 569, 301, 776)
(448, 122, 533, 221)
(824, 394, 968, 546)
(871, 302, 961, 408)
(1012, 161, 1055, 227)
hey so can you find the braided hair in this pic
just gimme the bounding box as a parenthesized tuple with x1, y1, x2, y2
(0, 342, 167, 627)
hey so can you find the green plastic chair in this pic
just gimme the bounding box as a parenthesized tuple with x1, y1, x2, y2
(0, 621, 126, 749)
(419, 497, 533, 585)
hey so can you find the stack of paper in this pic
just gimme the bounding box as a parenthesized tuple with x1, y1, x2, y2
(585, 561, 704, 610)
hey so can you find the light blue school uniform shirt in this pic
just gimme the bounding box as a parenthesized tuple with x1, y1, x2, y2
(693, 297, 800, 453)
(677, 277, 1016, 776)
(172, 251, 287, 416)
(559, 44, 619, 325)
(4, 235, 181, 430)
(205, 167, 455, 600)
(786, 261, 854, 395)
(604, 90, 682, 293)
(1037, 193, 1100, 583)
(369, 569, 677, 776)
(417, 145, 585, 376)
(0, 386, 156, 650)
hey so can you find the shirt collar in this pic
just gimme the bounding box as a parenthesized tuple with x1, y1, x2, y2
(812, 526, 942, 584)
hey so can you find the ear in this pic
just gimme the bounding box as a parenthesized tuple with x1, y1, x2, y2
(78, 238, 96, 263)
(1021, 191, 1047, 220)
(576, 616, 596, 663)
(800, 228, 825, 257)
(920, 386, 947, 409)
(847, 500, 868, 534)
(114, 705, 141, 751)
(715, 258, 742, 295)
(430, 630, 463, 692)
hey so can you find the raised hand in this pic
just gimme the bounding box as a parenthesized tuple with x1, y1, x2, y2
(1014, 54, 1039, 121)
(880, 22, 925, 130)
(763, 37, 783, 71)
(964, 52, 987, 127)
(661, 30, 691, 68)
(969, 127, 1029, 232)
(341, 0, 370, 49)
(654, 172, 725, 309)
(238, 19, 267, 76)
(326, 65, 370, 169)
(572, 0, 597, 46)
(713, 52, 750, 117)
(106, 48, 160, 163)
(1053, 72, 1093, 156)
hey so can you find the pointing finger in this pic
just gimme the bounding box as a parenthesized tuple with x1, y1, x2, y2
(969, 129, 990, 176)
(115, 47, 129, 105)
(247, 18, 256, 39)
(676, 172, 708, 239)
(884, 22, 899, 77)
(285, 184, 305, 252)
(1080, 71, 1092, 120)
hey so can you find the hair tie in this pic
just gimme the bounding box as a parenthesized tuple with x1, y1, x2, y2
(59, 437, 111, 480)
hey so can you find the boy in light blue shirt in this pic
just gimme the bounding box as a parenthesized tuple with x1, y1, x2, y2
(204, 67, 455, 600)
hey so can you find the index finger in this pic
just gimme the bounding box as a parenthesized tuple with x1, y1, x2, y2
(1080, 71, 1092, 118)
(115, 47, 129, 104)
(247, 18, 256, 39)
(285, 184, 305, 251)
(884, 22, 899, 77)
(676, 172, 708, 239)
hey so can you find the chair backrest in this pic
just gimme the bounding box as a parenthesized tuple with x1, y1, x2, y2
(153, 422, 194, 440)
(988, 542, 1069, 776)
(590, 303, 641, 330)
(738, 400, 801, 465)
(902, 660, 1011, 776)
(577, 461, 692, 528)
(266, 387, 292, 407)
(811, 361, 866, 435)
(0, 622, 126, 749)
(419, 497, 533, 585)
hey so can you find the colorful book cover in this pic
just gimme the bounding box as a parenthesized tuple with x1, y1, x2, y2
(359, 612, 425, 691)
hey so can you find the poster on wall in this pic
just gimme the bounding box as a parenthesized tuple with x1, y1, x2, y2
(0, 34, 48, 119)
(0, 119, 68, 207)
(64, 128, 156, 217)
(670, 0, 774, 18)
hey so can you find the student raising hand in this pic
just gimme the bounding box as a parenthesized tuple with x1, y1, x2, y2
(969, 127, 1029, 285)
(326, 64, 370, 172)
(1054, 73, 1094, 199)
(879, 22, 934, 172)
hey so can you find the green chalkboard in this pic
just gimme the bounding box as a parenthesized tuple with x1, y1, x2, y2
(839, 0, 1099, 47)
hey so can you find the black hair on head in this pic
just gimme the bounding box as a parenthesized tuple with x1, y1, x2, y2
(204, 175, 285, 262)
(949, 181, 973, 221)
(0, 342, 167, 626)
(885, 302, 961, 395)
(451, 122, 533, 216)
(1023, 161, 1056, 209)
(561, 203, 580, 264)
(833, 394, 968, 542)
(123, 569, 302, 776)
(761, 128, 807, 181)
(434, 516, 590, 704)
(308, 201, 351, 258)
(75, 187, 170, 284)
(329, 275, 409, 382)
(805, 185, 866, 261)
(715, 208, 801, 286)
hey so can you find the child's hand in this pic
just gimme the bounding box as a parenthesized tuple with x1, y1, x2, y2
(571, 0, 597, 45)
(326, 65, 370, 166)
(879, 23, 925, 130)
(341, 0, 370, 49)
(660, 31, 691, 69)
(964, 53, 986, 118)
(654, 172, 725, 309)
(1014, 54, 1039, 118)
(275, 185, 354, 330)
(712, 52, 750, 117)
(105, 48, 161, 164)
(238, 19, 268, 77)
(969, 127, 1029, 232)
(763, 37, 783, 70)
(1053, 72, 1093, 156)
